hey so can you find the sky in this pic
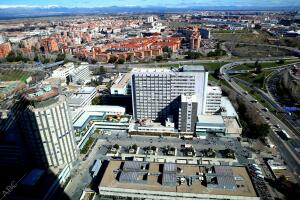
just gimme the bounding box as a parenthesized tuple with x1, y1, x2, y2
(0, 0, 299, 8)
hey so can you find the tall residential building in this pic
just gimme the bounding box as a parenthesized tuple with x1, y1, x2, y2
(131, 66, 208, 125)
(178, 94, 198, 133)
(20, 85, 78, 168)
(205, 86, 222, 114)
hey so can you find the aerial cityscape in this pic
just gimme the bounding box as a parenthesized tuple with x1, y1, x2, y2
(0, 0, 300, 200)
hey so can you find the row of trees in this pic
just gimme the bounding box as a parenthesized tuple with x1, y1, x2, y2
(222, 86, 270, 139)
(5, 51, 67, 64)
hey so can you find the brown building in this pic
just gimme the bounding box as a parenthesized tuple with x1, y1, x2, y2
(40, 38, 59, 53)
(0, 42, 12, 58)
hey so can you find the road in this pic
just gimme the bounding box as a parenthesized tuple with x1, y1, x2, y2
(220, 63, 300, 182)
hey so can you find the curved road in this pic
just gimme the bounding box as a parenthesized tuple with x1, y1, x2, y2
(220, 62, 300, 182)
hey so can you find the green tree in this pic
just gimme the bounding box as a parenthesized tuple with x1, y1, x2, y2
(254, 60, 262, 73)
(117, 58, 125, 64)
(6, 51, 16, 62)
(34, 54, 39, 62)
(254, 124, 270, 138)
(162, 46, 172, 53)
(126, 54, 132, 62)
(108, 56, 118, 63)
(55, 53, 66, 62)
(132, 144, 138, 150)
(186, 51, 202, 59)
(92, 96, 101, 105)
(155, 55, 163, 62)
(277, 59, 285, 65)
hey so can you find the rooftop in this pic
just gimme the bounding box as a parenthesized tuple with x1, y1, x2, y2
(197, 115, 225, 126)
(207, 86, 222, 94)
(23, 85, 59, 102)
(111, 73, 131, 89)
(181, 94, 197, 103)
(182, 65, 205, 72)
(99, 160, 257, 198)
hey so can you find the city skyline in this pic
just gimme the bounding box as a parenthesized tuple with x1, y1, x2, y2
(0, 0, 300, 8)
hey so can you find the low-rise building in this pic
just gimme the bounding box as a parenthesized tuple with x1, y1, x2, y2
(70, 63, 91, 85)
(196, 115, 225, 139)
(110, 73, 131, 95)
(68, 87, 97, 120)
(98, 160, 259, 200)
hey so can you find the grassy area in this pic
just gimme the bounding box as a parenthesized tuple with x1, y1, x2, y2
(236, 82, 273, 111)
(80, 137, 95, 154)
(234, 71, 273, 89)
(146, 61, 229, 71)
(202, 62, 229, 71)
(0, 69, 34, 81)
(211, 30, 251, 34)
(212, 30, 271, 44)
(233, 60, 299, 71)
(208, 74, 219, 82)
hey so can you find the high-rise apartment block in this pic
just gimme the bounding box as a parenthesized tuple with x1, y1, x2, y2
(20, 85, 78, 168)
(178, 94, 198, 132)
(205, 86, 222, 114)
(131, 66, 208, 126)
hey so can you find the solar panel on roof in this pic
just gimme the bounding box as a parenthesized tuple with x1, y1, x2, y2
(217, 175, 236, 189)
(163, 163, 176, 172)
(123, 161, 142, 171)
(162, 172, 176, 186)
(214, 166, 233, 175)
(119, 171, 139, 182)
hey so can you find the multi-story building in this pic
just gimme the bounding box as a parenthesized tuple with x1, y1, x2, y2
(70, 63, 91, 85)
(19, 85, 78, 168)
(40, 38, 59, 53)
(68, 86, 97, 121)
(52, 62, 75, 82)
(0, 42, 12, 58)
(205, 86, 222, 114)
(110, 73, 131, 95)
(178, 94, 198, 133)
(131, 66, 208, 125)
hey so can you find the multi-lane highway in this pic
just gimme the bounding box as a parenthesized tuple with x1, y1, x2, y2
(220, 63, 300, 182)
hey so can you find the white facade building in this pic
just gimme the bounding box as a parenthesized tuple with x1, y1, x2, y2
(51, 62, 75, 80)
(131, 66, 208, 124)
(205, 86, 222, 114)
(110, 73, 131, 95)
(20, 86, 78, 168)
(70, 63, 91, 85)
(68, 87, 97, 121)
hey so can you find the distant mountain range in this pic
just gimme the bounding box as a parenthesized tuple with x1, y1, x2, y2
(0, 5, 299, 19)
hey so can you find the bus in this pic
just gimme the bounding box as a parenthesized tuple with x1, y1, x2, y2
(278, 129, 291, 140)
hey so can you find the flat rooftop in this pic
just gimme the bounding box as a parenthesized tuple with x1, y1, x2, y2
(111, 73, 131, 89)
(197, 115, 225, 126)
(131, 68, 172, 73)
(99, 160, 257, 198)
